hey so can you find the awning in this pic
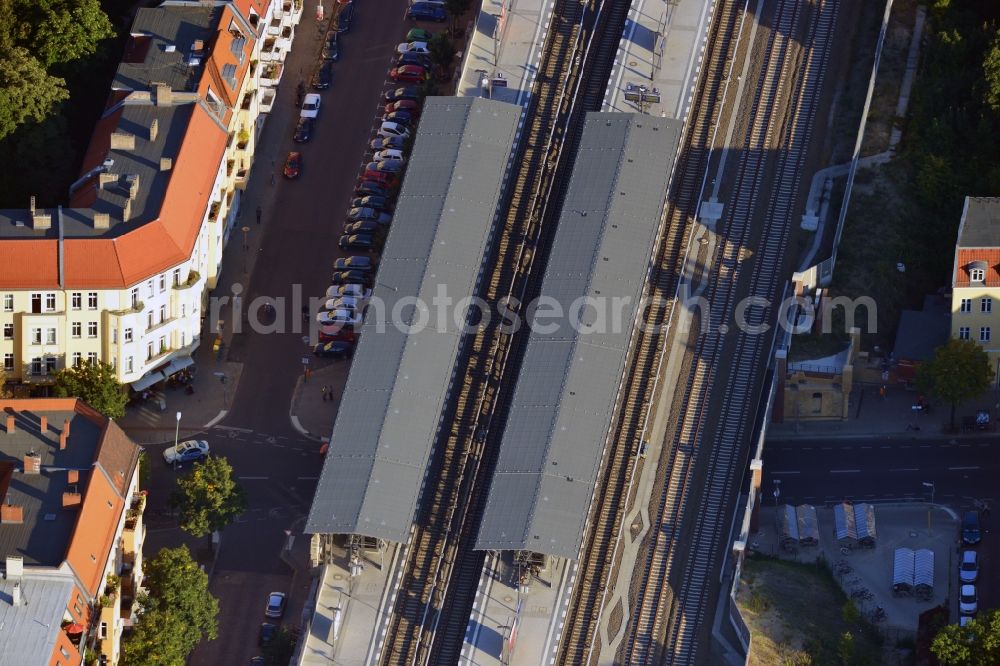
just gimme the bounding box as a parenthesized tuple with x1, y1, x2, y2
(65, 623, 85, 635)
(161, 356, 195, 378)
(130, 371, 165, 392)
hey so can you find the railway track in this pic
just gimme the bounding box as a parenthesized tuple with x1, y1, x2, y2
(620, 0, 840, 663)
(377, 0, 634, 663)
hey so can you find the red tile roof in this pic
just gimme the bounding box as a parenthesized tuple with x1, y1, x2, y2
(954, 248, 1000, 287)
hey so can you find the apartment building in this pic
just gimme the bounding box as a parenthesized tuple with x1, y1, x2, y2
(0, 0, 301, 394)
(0, 398, 143, 665)
(950, 197, 1000, 373)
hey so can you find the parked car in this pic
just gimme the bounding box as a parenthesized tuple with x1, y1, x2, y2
(338, 233, 376, 251)
(388, 65, 429, 83)
(960, 550, 979, 583)
(407, 2, 446, 22)
(406, 28, 433, 43)
(376, 121, 411, 140)
(333, 256, 374, 272)
(360, 168, 400, 188)
(293, 117, 313, 143)
(327, 284, 372, 300)
(354, 180, 391, 197)
(960, 584, 978, 615)
(331, 269, 371, 286)
(314, 340, 354, 359)
(346, 206, 392, 224)
(370, 135, 407, 152)
(397, 41, 429, 55)
(317, 308, 363, 327)
(300, 93, 321, 118)
(264, 592, 286, 619)
(395, 52, 431, 69)
(258, 623, 278, 647)
(326, 295, 364, 311)
(344, 219, 380, 235)
(384, 86, 422, 104)
(350, 195, 393, 211)
(383, 110, 416, 127)
(319, 326, 356, 343)
(374, 148, 406, 164)
(963, 510, 982, 545)
(163, 439, 210, 465)
(364, 160, 404, 175)
(336, 2, 353, 33)
(384, 99, 421, 116)
(283, 152, 302, 179)
(322, 33, 339, 61)
(312, 61, 333, 89)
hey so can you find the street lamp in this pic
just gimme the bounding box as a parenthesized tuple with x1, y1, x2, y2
(922, 481, 935, 535)
(173, 411, 182, 471)
(241, 226, 250, 273)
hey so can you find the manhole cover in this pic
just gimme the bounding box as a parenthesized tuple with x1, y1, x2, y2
(333, 573, 344, 580)
(629, 61, 637, 66)
(503, 595, 514, 603)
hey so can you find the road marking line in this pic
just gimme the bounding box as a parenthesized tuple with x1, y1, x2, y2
(214, 425, 253, 433)
(890, 468, 920, 472)
(771, 470, 800, 475)
(297, 476, 319, 480)
(948, 466, 980, 471)
(238, 476, 269, 480)
(830, 469, 861, 474)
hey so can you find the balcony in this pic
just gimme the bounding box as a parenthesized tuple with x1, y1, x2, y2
(240, 90, 254, 111)
(172, 270, 201, 292)
(208, 201, 222, 223)
(260, 63, 283, 88)
(98, 575, 122, 662)
(267, 15, 282, 35)
(259, 87, 276, 113)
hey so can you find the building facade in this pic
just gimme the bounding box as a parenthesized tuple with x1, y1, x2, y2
(0, 0, 301, 394)
(950, 197, 1000, 372)
(0, 398, 143, 665)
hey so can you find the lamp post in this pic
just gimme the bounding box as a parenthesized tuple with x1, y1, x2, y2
(922, 481, 935, 535)
(173, 411, 182, 471)
(242, 226, 250, 273)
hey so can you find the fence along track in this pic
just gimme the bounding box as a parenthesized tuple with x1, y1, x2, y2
(553, 1, 747, 663)
(377, 0, 614, 663)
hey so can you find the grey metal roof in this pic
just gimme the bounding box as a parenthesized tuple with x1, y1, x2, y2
(0, 412, 103, 566)
(305, 97, 520, 543)
(475, 113, 682, 560)
(957, 197, 1000, 248)
(0, 567, 77, 665)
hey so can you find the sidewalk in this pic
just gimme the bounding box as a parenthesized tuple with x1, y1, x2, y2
(768, 383, 1000, 441)
(288, 361, 348, 441)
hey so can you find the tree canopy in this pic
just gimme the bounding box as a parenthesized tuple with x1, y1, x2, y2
(121, 545, 218, 665)
(171, 456, 247, 538)
(916, 338, 995, 428)
(52, 361, 128, 419)
(932, 609, 1000, 665)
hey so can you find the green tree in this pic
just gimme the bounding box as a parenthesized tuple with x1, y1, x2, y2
(837, 631, 855, 665)
(444, 0, 471, 34)
(31, 0, 115, 67)
(171, 456, 247, 539)
(0, 368, 12, 398)
(916, 338, 995, 430)
(0, 46, 69, 141)
(932, 609, 1000, 665)
(262, 626, 299, 665)
(121, 546, 218, 665)
(428, 32, 455, 71)
(52, 361, 127, 419)
(984, 28, 1000, 113)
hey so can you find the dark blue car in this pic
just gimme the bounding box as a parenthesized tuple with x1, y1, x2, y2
(407, 2, 446, 22)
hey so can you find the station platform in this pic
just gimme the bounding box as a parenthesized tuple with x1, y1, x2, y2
(461, 553, 573, 666)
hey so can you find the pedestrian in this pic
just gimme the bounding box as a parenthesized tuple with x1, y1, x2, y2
(321, 386, 328, 402)
(879, 385, 886, 400)
(256, 205, 262, 225)
(303, 367, 309, 383)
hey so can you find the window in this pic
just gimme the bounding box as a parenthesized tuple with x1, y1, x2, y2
(173, 268, 181, 286)
(147, 311, 154, 328)
(147, 280, 154, 298)
(181, 331, 186, 347)
(124, 327, 133, 343)
(30, 357, 41, 375)
(3, 353, 12, 371)
(87, 352, 97, 365)
(72, 322, 81, 338)
(983, 298, 992, 313)
(160, 304, 167, 322)
(159, 336, 166, 353)
(72, 352, 81, 367)
(99, 622, 108, 640)
(971, 268, 986, 282)
(31, 328, 41, 345)
(45, 357, 56, 374)
(961, 298, 972, 313)
(45, 328, 56, 345)
(126, 356, 134, 373)
(60, 646, 70, 659)
(981, 327, 991, 342)
(181, 304, 186, 318)
(112, 329, 117, 344)
(159, 274, 166, 292)
(2, 294, 11, 312)
(147, 342, 154, 360)
(45, 294, 55, 312)
(30, 293, 41, 313)
(130, 287, 139, 308)
(71, 292, 82, 310)
(2, 324, 12, 340)
(88, 292, 98, 310)
(959, 327, 971, 340)
(87, 322, 98, 338)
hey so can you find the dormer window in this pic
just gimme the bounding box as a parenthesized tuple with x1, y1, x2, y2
(969, 260, 988, 283)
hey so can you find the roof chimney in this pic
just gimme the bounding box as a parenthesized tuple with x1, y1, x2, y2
(0, 503, 23, 525)
(149, 118, 159, 142)
(59, 430, 68, 450)
(39, 416, 47, 433)
(11, 582, 21, 606)
(160, 157, 173, 171)
(93, 212, 110, 230)
(5, 415, 14, 434)
(5, 555, 23, 578)
(63, 419, 71, 437)
(23, 451, 41, 475)
(110, 132, 136, 150)
(126, 174, 140, 200)
(62, 491, 82, 509)
(122, 198, 133, 223)
(67, 469, 79, 484)
(154, 83, 173, 107)
(99, 172, 117, 189)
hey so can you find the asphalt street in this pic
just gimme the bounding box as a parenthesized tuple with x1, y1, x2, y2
(763, 434, 1000, 610)
(144, 1, 422, 662)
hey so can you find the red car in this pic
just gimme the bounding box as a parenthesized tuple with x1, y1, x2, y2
(388, 64, 429, 83)
(319, 326, 356, 344)
(383, 99, 421, 117)
(283, 151, 302, 179)
(361, 166, 400, 188)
